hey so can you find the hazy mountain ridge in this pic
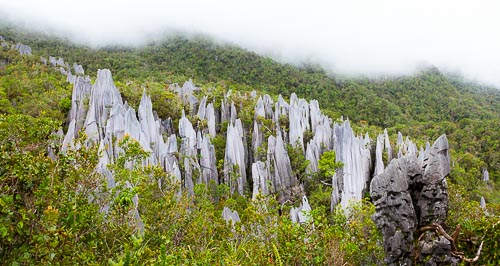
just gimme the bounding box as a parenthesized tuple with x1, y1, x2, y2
(1, 24, 498, 128)
(0, 26, 498, 264)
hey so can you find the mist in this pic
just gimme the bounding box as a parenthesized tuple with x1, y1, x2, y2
(1, 0, 500, 87)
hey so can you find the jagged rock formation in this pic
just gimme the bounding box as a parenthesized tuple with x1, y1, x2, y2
(224, 120, 246, 195)
(370, 135, 457, 265)
(252, 161, 271, 199)
(73, 63, 85, 75)
(290, 195, 312, 224)
(222, 207, 241, 225)
(370, 156, 419, 265)
(49, 56, 57, 66)
(483, 168, 489, 182)
(12, 43, 32, 55)
(332, 120, 371, 210)
(41, 40, 455, 244)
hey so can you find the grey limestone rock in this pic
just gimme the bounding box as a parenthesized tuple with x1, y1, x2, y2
(417, 135, 450, 226)
(197, 96, 207, 119)
(13, 43, 32, 55)
(288, 93, 310, 150)
(206, 103, 216, 136)
(252, 119, 264, 160)
(200, 134, 218, 185)
(305, 113, 332, 175)
(184, 157, 195, 196)
(224, 120, 246, 195)
(252, 161, 271, 199)
(370, 156, 419, 265)
(374, 133, 385, 177)
(68, 76, 92, 135)
(73, 63, 85, 75)
(254, 96, 266, 118)
(290, 195, 312, 224)
(66, 71, 76, 84)
(483, 168, 489, 182)
(332, 120, 371, 210)
(262, 94, 274, 119)
(56, 57, 65, 67)
(384, 129, 393, 162)
(174, 79, 199, 112)
(371, 135, 454, 265)
(222, 207, 241, 225)
(84, 69, 124, 143)
(49, 56, 57, 66)
(480, 196, 486, 209)
(418, 232, 460, 265)
(266, 133, 298, 200)
(230, 101, 238, 125)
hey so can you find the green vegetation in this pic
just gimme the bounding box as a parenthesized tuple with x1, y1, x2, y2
(0, 25, 499, 264)
(0, 113, 384, 265)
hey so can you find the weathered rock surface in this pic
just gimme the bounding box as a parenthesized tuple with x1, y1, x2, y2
(332, 120, 371, 210)
(73, 63, 85, 75)
(224, 120, 246, 195)
(371, 135, 455, 265)
(47, 51, 460, 263)
(370, 156, 419, 265)
(267, 133, 298, 200)
(483, 168, 489, 182)
(252, 161, 271, 199)
(222, 207, 241, 225)
(290, 195, 312, 224)
(12, 43, 32, 55)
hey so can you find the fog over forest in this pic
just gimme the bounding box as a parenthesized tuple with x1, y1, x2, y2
(1, 0, 499, 87)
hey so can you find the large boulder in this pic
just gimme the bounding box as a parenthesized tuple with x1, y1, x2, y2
(371, 156, 419, 265)
(370, 134, 457, 265)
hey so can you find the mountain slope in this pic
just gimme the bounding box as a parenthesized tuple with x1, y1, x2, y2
(1, 24, 498, 129)
(1, 24, 499, 190)
(1, 26, 499, 265)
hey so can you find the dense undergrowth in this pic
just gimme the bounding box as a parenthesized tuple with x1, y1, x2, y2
(0, 29, 499, 264)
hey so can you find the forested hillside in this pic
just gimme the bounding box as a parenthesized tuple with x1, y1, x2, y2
(1, 25, 499, 264)
(2, 24, 498, 198)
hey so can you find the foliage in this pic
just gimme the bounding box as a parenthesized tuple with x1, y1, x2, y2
(0, 25, 499, 265)
(318, 151, 343, 180)
(447, 183, 500, 265)
(0, 48, 71, 121)
(286, 144, 309, 184)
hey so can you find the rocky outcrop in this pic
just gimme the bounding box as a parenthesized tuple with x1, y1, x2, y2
(289, 93, 310, 150)
(332, 120, 371, 210)
(483, 168, 489, 182)
(417, 135, 450, 226)
(267, 133, 298, 200)
(49, 57, 460, 263)
(73, 63, 85, 75)
(49, 56, 57, 66)
(252, 161, 271, 199)
(12, 43, 32, 55)
(224, 120, 246, 195)
(222, 207, 241, 225)
(290, 195, 312, 224)
(174, 80, 199, 112)
(370, 135, 456, 265)
(370, 156, 419, 265)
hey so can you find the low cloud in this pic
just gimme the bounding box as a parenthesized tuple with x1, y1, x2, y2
(1, 0, 500, 87)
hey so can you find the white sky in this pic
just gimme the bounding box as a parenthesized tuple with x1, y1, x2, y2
(1, 0, 500, 87)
